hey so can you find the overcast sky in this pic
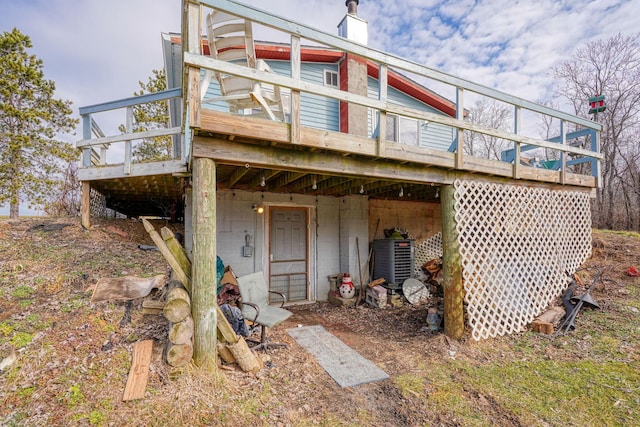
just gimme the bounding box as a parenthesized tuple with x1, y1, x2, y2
(2, 0, 638, 216)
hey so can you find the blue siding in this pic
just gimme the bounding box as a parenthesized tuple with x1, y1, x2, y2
(201, 60, 339, 131)
(367, 77, 454, 151)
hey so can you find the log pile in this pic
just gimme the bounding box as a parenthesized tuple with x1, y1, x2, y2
(142, 219, 261, 372)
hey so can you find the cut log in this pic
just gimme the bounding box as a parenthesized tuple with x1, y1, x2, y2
(164, 286, 191, 323)
(161, 227, 191, 281)
(169, 317, 195, 345)
(216, 341, 235, 364)
(227, 338, 261, 372)
(532, 306, 566, 334)
(142, 299, 164, 315)
(142, 307, 163, 316)
(166, 342, 194, 367)
(142, 299, 165, 310)
(142, 219, 191, 293)
(123, 340, 153, 401)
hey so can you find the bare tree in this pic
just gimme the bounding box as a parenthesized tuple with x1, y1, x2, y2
(464, 98, 512, 160)
(552, 33, 640, 230)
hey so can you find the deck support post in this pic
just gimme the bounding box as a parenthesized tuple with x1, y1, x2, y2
(191, 157, 218, 371)
(441, 183, 465, 339)
(81, 182, 91, 229)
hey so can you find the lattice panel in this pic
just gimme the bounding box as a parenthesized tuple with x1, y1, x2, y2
(89, 188, 107, 218)
(414, 232, 443, 279)
(453, 180, 592, 340)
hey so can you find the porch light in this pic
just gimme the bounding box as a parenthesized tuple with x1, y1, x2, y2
(252, 203, 264, 214)
(435, 187, 440, 198)
(359, 184, 364, 194)
(399, 187, 404, 197)
(312, 177, 317, 190)
(260, 175, 266, 187)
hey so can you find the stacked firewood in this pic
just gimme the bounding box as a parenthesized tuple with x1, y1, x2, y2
(142, 219, 261, 372)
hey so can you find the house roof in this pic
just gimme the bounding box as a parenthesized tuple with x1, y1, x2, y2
(168, 34, 456, 117)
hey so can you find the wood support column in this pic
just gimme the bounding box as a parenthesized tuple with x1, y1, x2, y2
(191, 157, 217, 371)
(81, 182, 91, 229)
(441, 183, 465, 340)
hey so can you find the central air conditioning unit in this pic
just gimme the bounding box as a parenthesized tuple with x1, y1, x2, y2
(372, 239, 414, 285)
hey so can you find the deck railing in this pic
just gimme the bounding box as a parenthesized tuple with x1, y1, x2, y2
(184, 0, 602, 187)
(77, 88, 184, 178)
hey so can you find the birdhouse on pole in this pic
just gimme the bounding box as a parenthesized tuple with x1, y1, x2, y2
(588, 95, 606, 114)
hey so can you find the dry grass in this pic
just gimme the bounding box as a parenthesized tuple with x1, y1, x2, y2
(1, 219, 639, 426)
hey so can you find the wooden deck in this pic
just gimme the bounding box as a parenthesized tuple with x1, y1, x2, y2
(77, 0, 602, 217)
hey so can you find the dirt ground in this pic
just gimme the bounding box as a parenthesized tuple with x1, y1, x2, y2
(0, 217, 638, 426)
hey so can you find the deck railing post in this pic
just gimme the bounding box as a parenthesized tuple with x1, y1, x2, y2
(455, 88, 464, 170)
(186, 1, 202, 129)
(560, 119, 567, 185)
(124, 106, 133, 175)
(81, 115, 92, 167)
(377, 64, 387, 157)
(513, 106, 521, 179)
(290, 35, 301, 144)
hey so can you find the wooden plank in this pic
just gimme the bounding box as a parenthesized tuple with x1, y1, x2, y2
(122, 340, 153, 401)
(199, 109, 290, 142)
(78, 159, 187, 181)
(77, 127, 182, 148)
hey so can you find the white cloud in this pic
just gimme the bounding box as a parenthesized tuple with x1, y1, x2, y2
(2, 0, 639, 215)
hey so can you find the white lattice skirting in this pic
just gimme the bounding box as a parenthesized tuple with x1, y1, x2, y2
(454, 180, 592, 340)
(414, 232, 443, 279)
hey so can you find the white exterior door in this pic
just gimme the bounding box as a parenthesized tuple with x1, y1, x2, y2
(269, 207, 309, 302)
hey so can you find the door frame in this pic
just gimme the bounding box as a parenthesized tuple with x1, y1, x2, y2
(262, 202, 316, 304)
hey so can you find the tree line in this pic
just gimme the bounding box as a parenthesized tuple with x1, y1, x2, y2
(1, 28, 638, 231)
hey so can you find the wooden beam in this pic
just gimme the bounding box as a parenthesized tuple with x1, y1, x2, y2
(441, 184, 464, 340)
(192, 157, 218, 371)
(193, 136, 455, 185)
(81, 182, 91, 229)
(193, 136, 598, 189)
(228, 165, 250, 187)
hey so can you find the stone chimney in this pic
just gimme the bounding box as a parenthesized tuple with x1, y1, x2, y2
(338, 0, 369, 136)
